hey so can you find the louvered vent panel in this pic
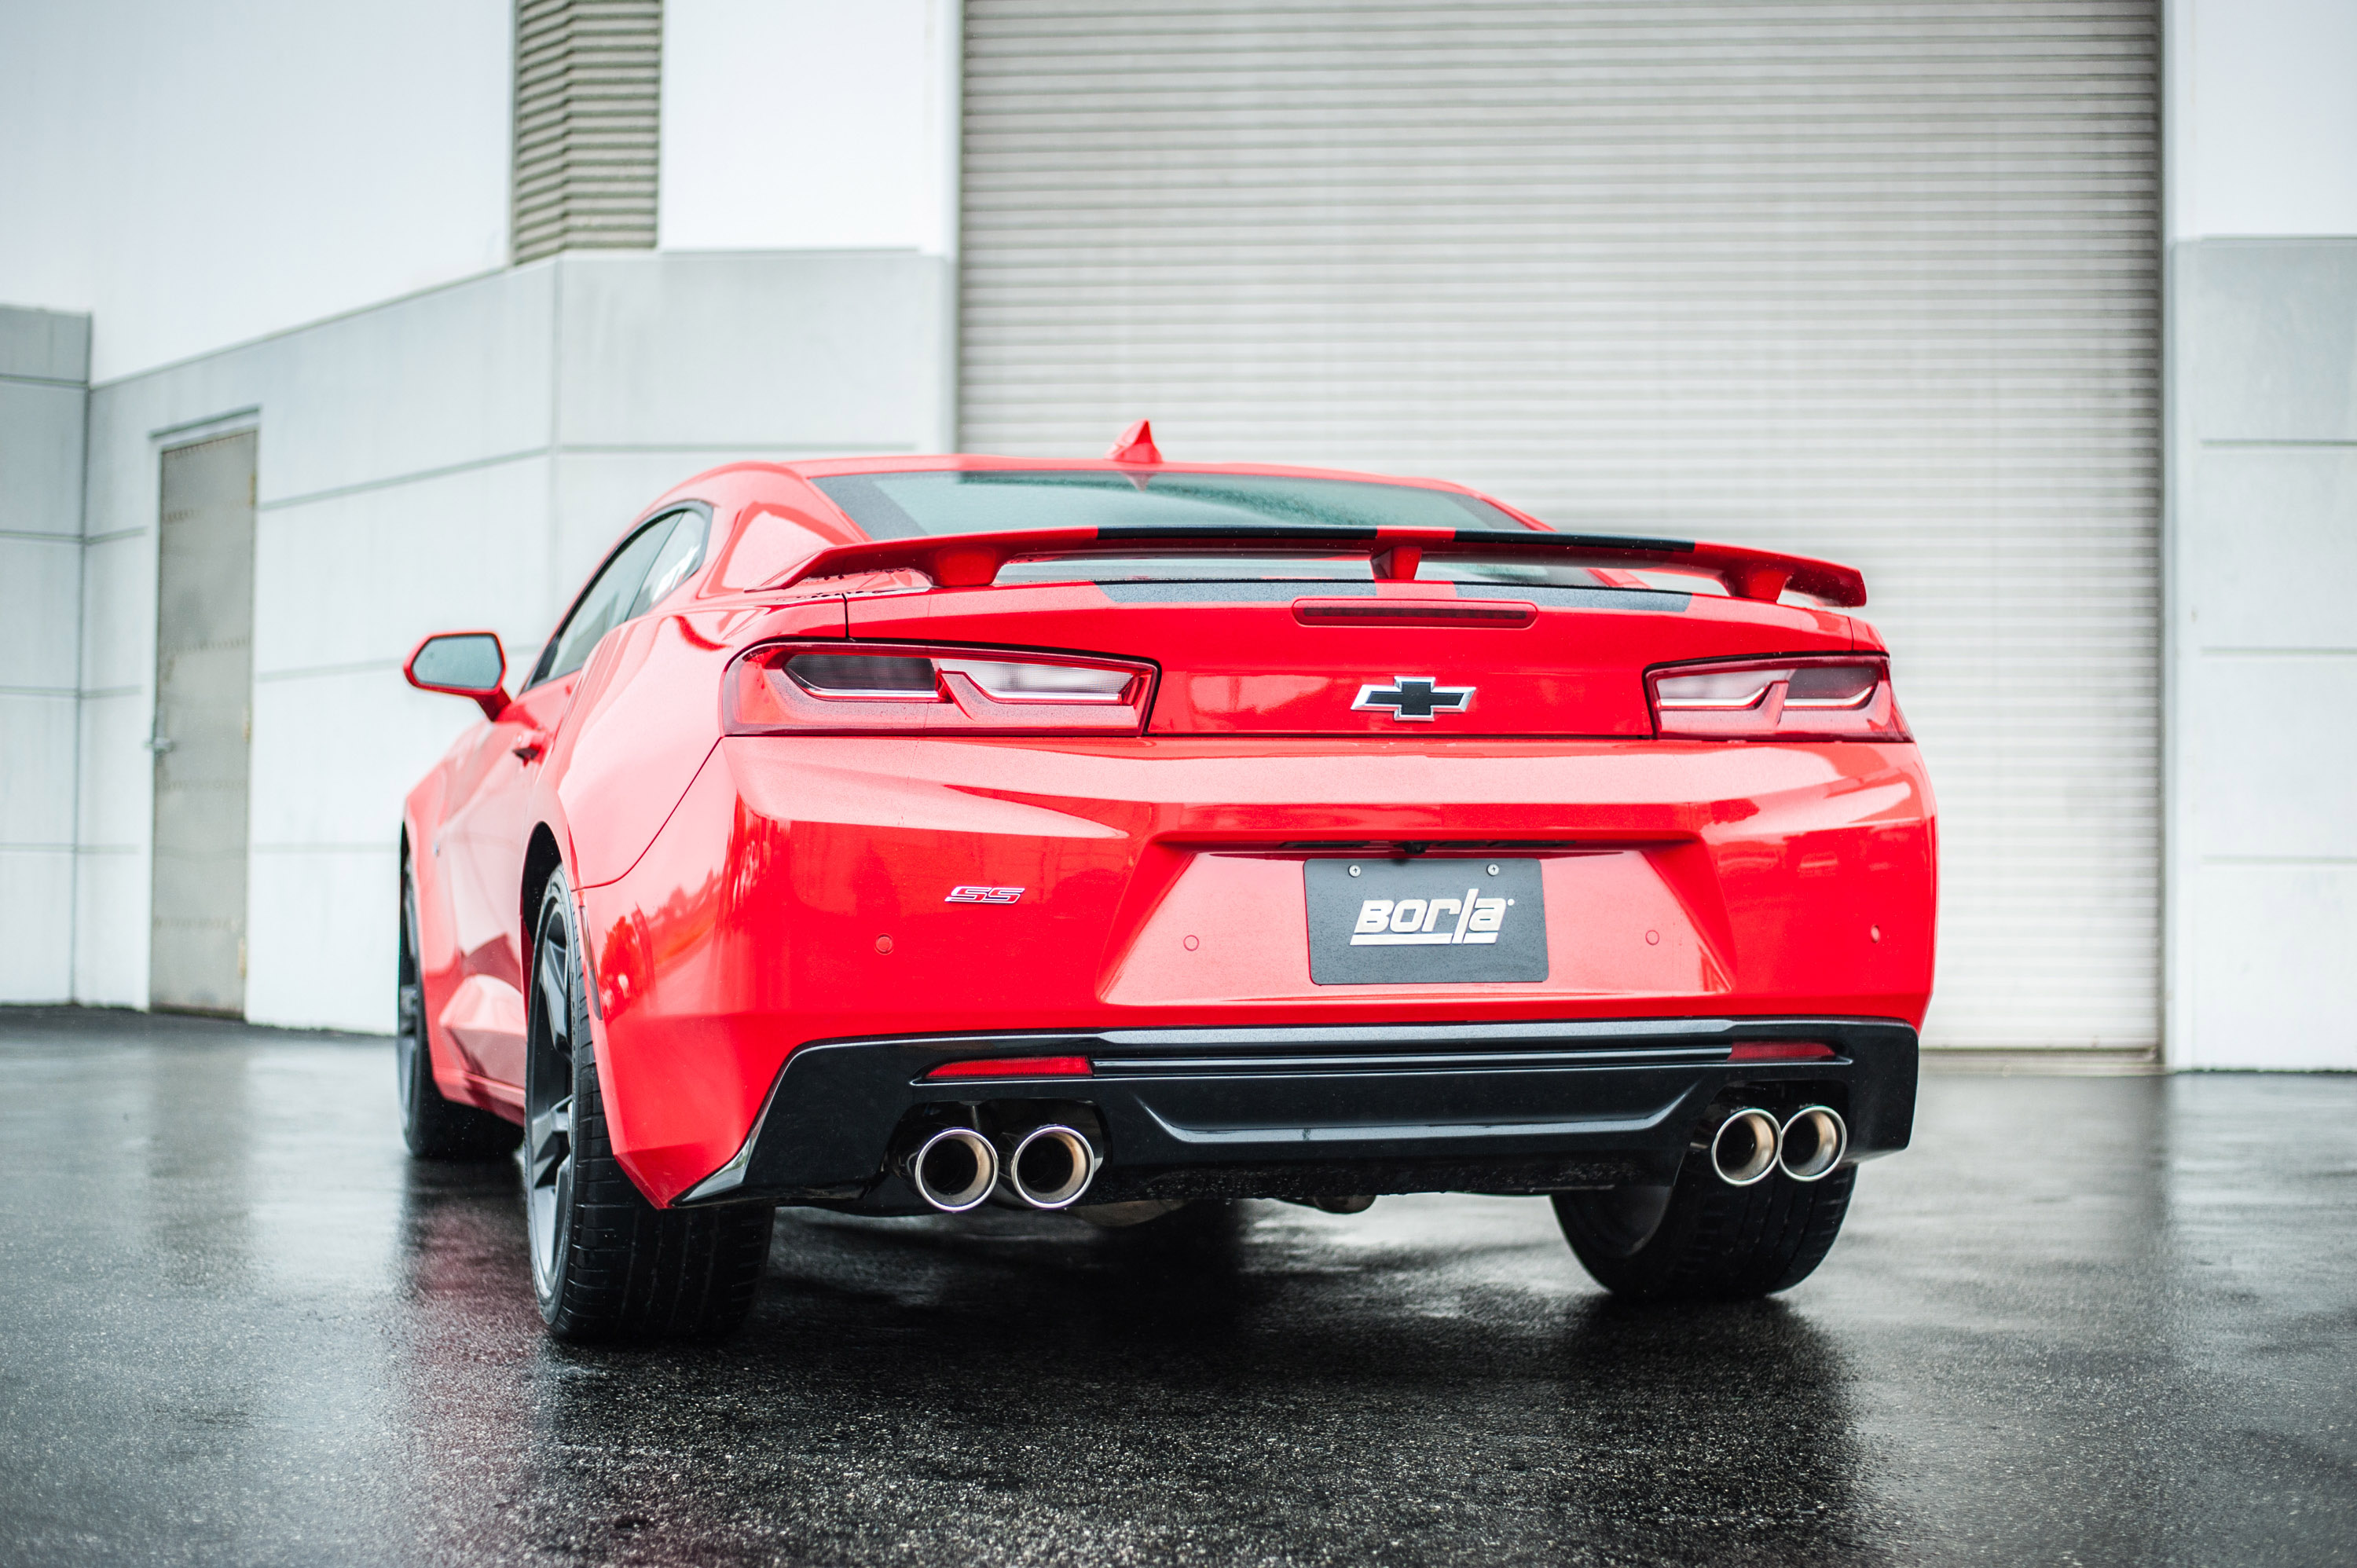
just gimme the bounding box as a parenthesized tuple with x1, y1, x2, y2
(962, 1, 2161, 1050)
(512, 0, 663, 263)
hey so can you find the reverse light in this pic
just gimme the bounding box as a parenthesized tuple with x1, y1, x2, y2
(725, 643, 1154, 735)
(925, 1055, 1094, 1080)
(1648, 656, 1908, 741)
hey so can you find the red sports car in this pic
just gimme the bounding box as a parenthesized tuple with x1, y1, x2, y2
(396, 425, 1934, 1341)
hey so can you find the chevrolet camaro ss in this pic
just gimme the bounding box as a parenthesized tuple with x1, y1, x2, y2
(395, 424, 1934, 1341)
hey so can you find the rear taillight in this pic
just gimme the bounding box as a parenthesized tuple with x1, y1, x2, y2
(1648, 656, 1908, 741)
(724, 642, 1155, 735)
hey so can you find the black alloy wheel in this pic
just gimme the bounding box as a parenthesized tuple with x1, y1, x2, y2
(396, 854, 519, 1160)
(522, 870, 774, 1342)
(522, 876, 581, 1303)
(1554, 1159, 1855, 1300)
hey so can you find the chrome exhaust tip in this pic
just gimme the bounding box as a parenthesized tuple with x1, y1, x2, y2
(1778, 1105, 1848, 1182)
(1004, 1124, 1098, 1211)
(909, 1127, 999, 1213)
(1710, 1108, 1780, 1186)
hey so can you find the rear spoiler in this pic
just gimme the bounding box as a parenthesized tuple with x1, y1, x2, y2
(773, 524, 1867, 607)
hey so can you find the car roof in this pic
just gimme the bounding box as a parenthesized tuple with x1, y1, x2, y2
(643, 453, 1511, 511)
(773, 453, 1494, 493)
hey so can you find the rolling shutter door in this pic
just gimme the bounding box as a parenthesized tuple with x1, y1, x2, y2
(961, 0, 2161, 1050)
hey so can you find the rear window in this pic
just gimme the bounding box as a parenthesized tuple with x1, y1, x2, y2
(805, 468, 1607, 588)
(810, 469, 1534, 537)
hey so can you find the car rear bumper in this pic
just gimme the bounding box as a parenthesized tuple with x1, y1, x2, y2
(676, 1014, 1917, 1214)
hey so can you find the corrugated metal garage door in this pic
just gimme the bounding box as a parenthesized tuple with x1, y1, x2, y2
(961, 1, 2161, 1050)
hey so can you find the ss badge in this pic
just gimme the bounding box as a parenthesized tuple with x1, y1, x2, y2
(944, 885, 1025, 904)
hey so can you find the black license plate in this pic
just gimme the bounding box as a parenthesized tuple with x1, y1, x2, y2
(1305, 858, 1548, 984)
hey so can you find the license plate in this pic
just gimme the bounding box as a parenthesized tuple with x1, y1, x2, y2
(1305, 858, 1548, 984)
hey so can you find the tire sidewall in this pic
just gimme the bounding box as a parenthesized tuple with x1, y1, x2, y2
(526, 872, 585, 1321)
(1555, 1162, 1857, 1299)
(396, 859, 426, 1127)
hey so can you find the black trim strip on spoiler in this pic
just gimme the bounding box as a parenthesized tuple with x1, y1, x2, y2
(772, 523, 1867, 607)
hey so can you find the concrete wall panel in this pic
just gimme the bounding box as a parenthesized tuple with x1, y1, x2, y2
(257, 268, 557, 506)
(0, 304, 86, 1003)
(2170, 236, 2357, 1068)
(74, 693, 151, 852)
(0, 693, 78, 846)
(0, 310, 91, 384)
(2185, 659, 2357, 860)
(244, 848, 400, 1035)
(249, 678, 485, 859)
(0, 848, 75, 1003)
(2185, 447, 2357, 648)
(74, 518, 159, 1011)
(76, 537, 154, 702)
(67, 253, 951, 1028)
(0, 535, 83, 690)
(2173, 0, 2357, 240)
(71, 848, 145, 1008)
(555, 252, 952, 452)
(0, 381, 88, 535)
(253, 455, 555, 682)
(2187, 864, 2357, 1069)
(659, 0, 958, 255)
(2183, 243, 2357, 443)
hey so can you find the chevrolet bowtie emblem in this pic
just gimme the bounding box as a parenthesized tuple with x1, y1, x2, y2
(1351, 676, 1475, 721)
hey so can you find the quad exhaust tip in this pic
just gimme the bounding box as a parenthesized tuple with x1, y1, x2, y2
(1710, 1108, 1781, 1186)
(1779, 1105, 1848, 1182)
(1004, 1124, 1098, 1210)
(910, 1126, 999, 1213)
(1706, 1105, 1850, 1186)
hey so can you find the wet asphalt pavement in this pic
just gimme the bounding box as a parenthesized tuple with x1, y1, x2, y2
(1, 1008, 2352, 1566)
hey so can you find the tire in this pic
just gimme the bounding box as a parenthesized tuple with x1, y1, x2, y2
(523, 870, 774, 1342)
(397, 854, 521, 1160)
(1553, 1160, 1855, 1301)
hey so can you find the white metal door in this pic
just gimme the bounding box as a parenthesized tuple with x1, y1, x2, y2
(151, 431, 256, 1016)
(962, 1, 2162, 1050)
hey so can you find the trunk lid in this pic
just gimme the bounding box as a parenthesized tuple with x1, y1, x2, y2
(842, 578, 1857, 737)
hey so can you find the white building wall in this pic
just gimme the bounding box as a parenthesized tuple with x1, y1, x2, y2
(0, 308, 89, 1002)
(76, 251, 952, 1031)
(15, 0, 2352, 1064)
(2165, 0, 2357, 1067)
(2, 0, 965, 1028)
(658, 0, 962, 256)
(0, 0, 512, 383)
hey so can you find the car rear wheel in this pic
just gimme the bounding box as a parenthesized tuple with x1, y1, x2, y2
(397, 855, 520, 1160)
(1553, 1160, 1855, 1300)
(523, 870, 774, 1343)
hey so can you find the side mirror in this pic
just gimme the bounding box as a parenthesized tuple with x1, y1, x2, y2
(404, 632, 509, 721)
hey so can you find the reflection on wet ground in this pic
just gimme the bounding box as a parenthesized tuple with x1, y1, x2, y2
(2, 1007, 2352, 1566)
